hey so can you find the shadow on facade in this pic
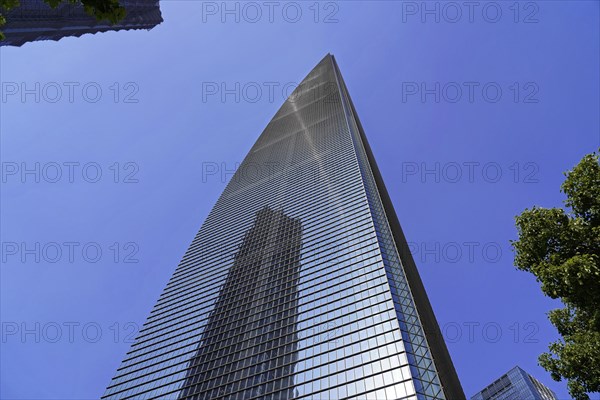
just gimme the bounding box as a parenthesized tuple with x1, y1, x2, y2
(178, 206, 303, 399)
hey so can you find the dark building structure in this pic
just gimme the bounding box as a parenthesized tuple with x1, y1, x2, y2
(103, 54, 465, 400)
(0, 0, 162, 47)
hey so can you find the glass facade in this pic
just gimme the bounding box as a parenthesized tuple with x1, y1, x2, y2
(471, 366, 558, 400)
(102, 54, 464, 400)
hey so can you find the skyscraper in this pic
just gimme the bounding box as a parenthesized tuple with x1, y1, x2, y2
(102, 54, 464, 400)
(0, 0, 162, 47)
(471, 366, 558, 400)
(178, 207, 303, 399)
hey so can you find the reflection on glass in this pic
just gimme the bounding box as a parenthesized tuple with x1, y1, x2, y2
(178, 207, 302, 399)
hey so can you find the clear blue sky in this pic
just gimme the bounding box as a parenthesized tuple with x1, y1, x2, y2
(1, 1, 598, 399)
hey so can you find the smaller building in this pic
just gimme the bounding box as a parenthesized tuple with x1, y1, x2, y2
(471, 366, 558, 400)
(1, 0, 162, 47)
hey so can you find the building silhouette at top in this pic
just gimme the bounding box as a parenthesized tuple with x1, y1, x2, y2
(0, 0, 162, 47)
(102, 54, 465, 400)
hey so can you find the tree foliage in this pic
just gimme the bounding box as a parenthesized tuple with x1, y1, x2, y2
(1, 0, 125, 41)
(512, 150, 600, 399)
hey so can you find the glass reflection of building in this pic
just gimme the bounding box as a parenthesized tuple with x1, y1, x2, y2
(178, 207, 302, 399)
(103, 54, 465, 400)
(471, 366, 558, 400)
(0, 0, 162, 47)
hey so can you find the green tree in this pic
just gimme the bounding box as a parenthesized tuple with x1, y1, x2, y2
(0, 0, 19, 39)
(1, 0, 125, 41)
(512, 150, 600, 399)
